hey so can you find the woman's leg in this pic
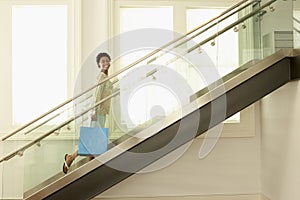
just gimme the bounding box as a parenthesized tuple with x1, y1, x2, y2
(63, 116, 106, 174)
(63, 150, 78, 174)
(97, 114, 106, 128)
(91, 114, 106, 128)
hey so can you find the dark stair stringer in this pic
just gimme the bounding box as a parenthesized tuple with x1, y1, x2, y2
(25, 51, 299, 200)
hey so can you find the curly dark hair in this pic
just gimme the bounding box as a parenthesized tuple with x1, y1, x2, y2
(96, 52, 111, 68)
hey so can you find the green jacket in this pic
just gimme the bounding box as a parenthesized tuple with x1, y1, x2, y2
(95, 72, 113, 115)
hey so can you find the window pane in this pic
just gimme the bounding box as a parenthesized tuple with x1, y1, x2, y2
(12, 5, 68, 125)
(120, 7, 173, 68)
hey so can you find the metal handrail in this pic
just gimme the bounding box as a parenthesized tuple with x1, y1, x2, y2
(147, 0, 258, 64)
(151, 0, 275, 67)
(293, 17, 300, 34)
(0, 90, 120, 163)
(1, 0, 251, 141)
(1, 93, 92, 141)
(293, 16, 300, 24)
(23, 113, 60, 135)
(163, 0, 275, 65)
(159, 0, 273, 67)
(0, 0, 278, 163)
(187, 0, 276, 53)
(294, 27, 300, 34)
(22, 93, 93, 136)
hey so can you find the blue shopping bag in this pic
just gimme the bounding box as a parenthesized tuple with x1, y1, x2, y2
(78, 127, 108, 156)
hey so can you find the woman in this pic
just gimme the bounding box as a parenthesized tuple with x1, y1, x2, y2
(63, 52, 112, 174)
(91, 52, 113, 127)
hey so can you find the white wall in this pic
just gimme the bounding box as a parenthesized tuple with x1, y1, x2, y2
(259, 1, 300, 199)
(261, 81, 300, 200)
(78, 0, 111, 94)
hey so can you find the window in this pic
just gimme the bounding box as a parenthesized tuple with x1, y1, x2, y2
(112, 0, 255, 137)
(12, 5, 68, 125)
(187, 8, 239, 76)
(187, 8, 240, 122)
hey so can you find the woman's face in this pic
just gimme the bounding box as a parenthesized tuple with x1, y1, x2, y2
(99, 56, 110, 71)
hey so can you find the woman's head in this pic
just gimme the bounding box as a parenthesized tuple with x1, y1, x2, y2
(96, 52, 111, 71)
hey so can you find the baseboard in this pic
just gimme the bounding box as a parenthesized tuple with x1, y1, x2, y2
(0, 199, 22, 200)
(94, 193, 262, 200)
(0, 193, 269, 200)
